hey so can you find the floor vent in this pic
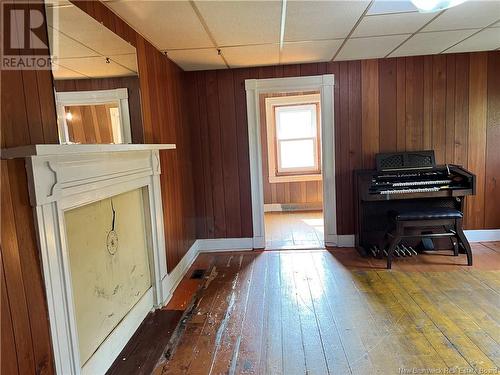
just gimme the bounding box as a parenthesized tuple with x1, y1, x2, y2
(190, 269, 206, 279)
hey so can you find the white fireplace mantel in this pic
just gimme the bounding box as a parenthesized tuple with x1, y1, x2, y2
(2, 143, 175, 375)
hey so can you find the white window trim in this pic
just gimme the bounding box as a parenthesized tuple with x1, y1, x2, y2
(265, 94, 322, 183)
(55, 88, 132, 144)
(245, 75, 337, 248)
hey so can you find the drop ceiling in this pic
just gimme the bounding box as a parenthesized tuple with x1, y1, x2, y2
(46, 1, 138, 79)
(82, 1, 500, 71)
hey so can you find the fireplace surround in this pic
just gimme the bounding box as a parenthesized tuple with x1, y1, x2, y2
(2, 144, 175, 375)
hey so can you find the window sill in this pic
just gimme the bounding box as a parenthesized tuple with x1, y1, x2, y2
(269, 174, 322, 183)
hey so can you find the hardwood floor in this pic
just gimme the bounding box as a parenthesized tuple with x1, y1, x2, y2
(265, 211, 324, 249)
(153, 242, 500, 375)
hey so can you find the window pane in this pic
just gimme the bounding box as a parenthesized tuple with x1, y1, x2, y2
(276, 105, 316, 140)
(279, 139, 315, 169)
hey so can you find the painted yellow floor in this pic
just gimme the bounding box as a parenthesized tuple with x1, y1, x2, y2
(264, 210, 324, 249)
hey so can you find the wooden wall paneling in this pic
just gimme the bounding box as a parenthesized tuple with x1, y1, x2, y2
(378, 58, 398, 152)
(445, 54, 456, 163)
(1, 163, 37, 375)
(233, 68, 254, 237)
(396, 58, 407, 151)
(361, 59, 379, 168)
(423, 56, 433, 150)
(187, 74, 207, 238)
(217, 70, 242, 237)
(485, 51, 500, 229)
(336, 62, 350, 234)
(405, 56, 424, 151)
(186, 53, 500, 237)
(197, 72, 216, 238)
(205, 71, 227, 238)
(466, 52, 488, 229)
(7, 160, 54, 374)
(432, 55, 447, 163)
(347, 61, 362, 234)
(454, 54, 470, 167)
(1, 254, 19, 375)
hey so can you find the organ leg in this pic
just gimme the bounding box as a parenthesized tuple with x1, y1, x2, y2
(455, 218, 472, 266)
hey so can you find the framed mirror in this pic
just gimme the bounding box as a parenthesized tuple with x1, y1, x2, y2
(46, 2, 142, 144)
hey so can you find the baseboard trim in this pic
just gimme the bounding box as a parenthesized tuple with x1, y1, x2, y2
(337, 235, 355, 247)
(161, 240, 199, 306)
(464, 229, 500, 242)
(264, 203, 322, 212)
(196, 238, 254, 252)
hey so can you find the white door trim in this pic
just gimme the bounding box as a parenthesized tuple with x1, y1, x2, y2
(245, 75, 337, 248)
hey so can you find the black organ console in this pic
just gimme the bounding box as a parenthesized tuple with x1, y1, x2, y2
(354, 150, 476, 258)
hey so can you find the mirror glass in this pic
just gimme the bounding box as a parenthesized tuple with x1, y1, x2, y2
(45, 2, 141, 144)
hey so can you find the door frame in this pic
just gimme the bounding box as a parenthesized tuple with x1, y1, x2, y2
(245, 74, 337, 248)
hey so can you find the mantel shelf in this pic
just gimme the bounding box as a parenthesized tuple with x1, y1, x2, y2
(1, 143, 176, 159)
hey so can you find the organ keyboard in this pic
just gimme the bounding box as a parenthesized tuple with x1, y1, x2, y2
(354, 150, 475, 256)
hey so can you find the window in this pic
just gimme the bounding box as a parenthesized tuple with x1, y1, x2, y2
(265, 94, 321, 183)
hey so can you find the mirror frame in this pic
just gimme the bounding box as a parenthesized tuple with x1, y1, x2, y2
(55, 88, 132, 144)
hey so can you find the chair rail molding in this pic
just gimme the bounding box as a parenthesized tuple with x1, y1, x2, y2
(245, 74, 338, 248)
(2, 144, 175, 375)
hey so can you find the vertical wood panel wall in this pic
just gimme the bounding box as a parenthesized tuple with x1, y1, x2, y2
(186, 51, 500, 238)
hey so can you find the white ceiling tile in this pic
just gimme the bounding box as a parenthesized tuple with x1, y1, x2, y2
(390, 29, 479, 56)
(222, 44, 279, 68)
(106, 1, 213, 49)
(353, 12, 436, 37)
(110, 53, 138, 73)
(167, 49, 227, 71)
(281, 39, 343, 64)
(445, 28, 500, 53)
(367, 0, 418, 15)
(335, 34, 409, 60)
(285, 1, 370, 42)
(49, 27, 100, 59)
(194, 1, 281, 46)
(50, 5, 135, 56)
(52, 62, 88, 80)
(54, 56, 136, 79)
(423, 1, 500, 31)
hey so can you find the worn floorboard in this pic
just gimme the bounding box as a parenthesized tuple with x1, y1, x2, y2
(147, 244, 500, 375)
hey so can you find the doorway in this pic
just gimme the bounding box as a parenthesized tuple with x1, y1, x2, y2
(245, 75, 336, 249)
(260, 91, 324, 249)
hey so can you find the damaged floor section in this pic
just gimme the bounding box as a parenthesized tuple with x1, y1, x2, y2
(150, 243, 500, 375)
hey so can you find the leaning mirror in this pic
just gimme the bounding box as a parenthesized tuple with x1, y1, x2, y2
(46, 2, 141, 144)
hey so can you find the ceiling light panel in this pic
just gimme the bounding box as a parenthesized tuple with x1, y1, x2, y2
(367, 0, 418, 15)
(336, 34, 410, 60)
(353, 12, 436, 37)
(222, 44, 279, 68)
(389, 29, 479, 56)
(281, 39, 344, 64)
(106, 1, 214, 50)
(423, 1, 500, 31)
(167, 48, 227, 71)
(445, 28, 500, 53)
(285, 1, 370, 42)
(194, 1, 281, 46)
